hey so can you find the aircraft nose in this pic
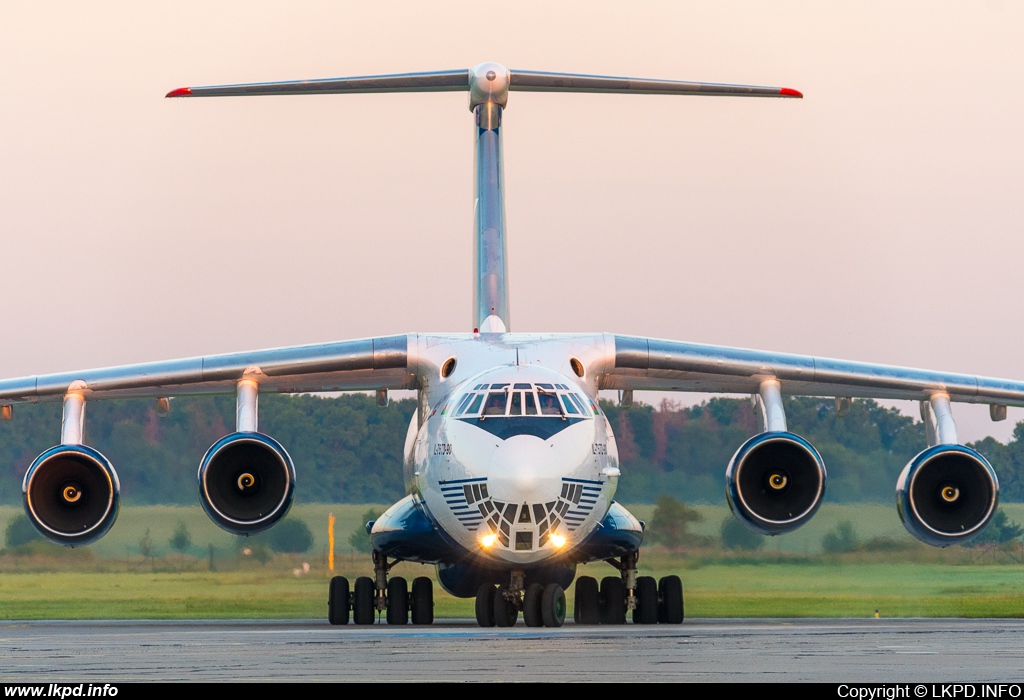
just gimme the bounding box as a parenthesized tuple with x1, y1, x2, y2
(485, 435, 562, 504)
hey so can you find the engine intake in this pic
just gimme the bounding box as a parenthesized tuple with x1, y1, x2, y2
(726, 431, 827, 535)
(897, 444, 998, 547)
(198, 432, 295, 535)
(22, 444, 120, 546)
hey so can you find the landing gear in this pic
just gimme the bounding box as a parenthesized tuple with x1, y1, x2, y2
(328, 576, 349, 625)
(352, 576, 375, 625)
(523, 583, 544, 627)
(475, 583, 496, 627)
(571, 552, 684, 626)
(540, 584, 566, 628)
(327, 550, 435, 626)
(632, 576, 658, 624)
(658, 575, 684, 624)
(573, 576, 600, 624)
(599, 576, 626, 624)
(474, 571, 565, 628)
(411, 576, 434, 625)
(386, 576, 408, 625)
(493, 584, 518, 627)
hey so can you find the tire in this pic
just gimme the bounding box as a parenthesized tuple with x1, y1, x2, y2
(659, 575, 684, 624)
(493, 584, 519, 627)
(386, 576, 408, 625)
(353, 576, 376, 625)
(633, 576, 659, 624)
(475, 584, 496, 627)
(541, 584, 566, 628)
(328, 576, 350, 625)
(410, 577, 434, 625)
(599, 576, 626, 625)
(523, 583, 544, 628)
(574, 576, 600, 625)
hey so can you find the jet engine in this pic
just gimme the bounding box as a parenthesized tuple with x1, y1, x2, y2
(897, 444, 998, 547)
(198, 432, 296, 535)
(22, 444, 120, 546)
(726, 431, 827, 535)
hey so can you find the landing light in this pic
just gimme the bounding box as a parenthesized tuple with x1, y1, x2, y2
(480, 533, 497, 548)
(550, 533, 566, 549)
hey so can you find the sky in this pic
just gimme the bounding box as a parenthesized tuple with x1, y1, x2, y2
(0, 1, 1022, 442)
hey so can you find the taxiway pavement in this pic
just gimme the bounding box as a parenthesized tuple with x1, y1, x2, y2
(0, 618, 1021, 682)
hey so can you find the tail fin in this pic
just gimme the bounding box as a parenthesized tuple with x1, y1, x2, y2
(168, 63, 801, 333)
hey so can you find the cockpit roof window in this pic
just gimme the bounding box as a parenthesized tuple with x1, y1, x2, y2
(514, 383, 531, 390)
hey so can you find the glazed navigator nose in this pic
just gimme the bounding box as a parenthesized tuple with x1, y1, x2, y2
(485, 435, 562, 504)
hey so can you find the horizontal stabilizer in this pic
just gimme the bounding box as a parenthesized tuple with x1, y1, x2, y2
(166, 65, 802, 100)
(166, 69, 469, 98)
(509, 70, 801, 98)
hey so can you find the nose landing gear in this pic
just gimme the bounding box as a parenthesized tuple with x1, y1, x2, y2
(327, 551, 435, 626)
(475, 570, 566, 628)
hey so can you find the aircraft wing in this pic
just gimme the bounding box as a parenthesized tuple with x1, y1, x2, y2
(0, 334, 415, 404)
(602, 334, 1024, 408)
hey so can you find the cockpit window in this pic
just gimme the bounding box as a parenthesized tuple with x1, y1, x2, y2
(483, 391, 508, 416)
(560, 394, 580, 415)
(537, 391, 562, 416)
(455, 384, 592, 420)
(463, 393, 484, 415)
(455, 393, 475, 415)
(524, 391, 538, 415)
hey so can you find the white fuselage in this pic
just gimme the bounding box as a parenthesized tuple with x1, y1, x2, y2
(403, 334, 621, 567)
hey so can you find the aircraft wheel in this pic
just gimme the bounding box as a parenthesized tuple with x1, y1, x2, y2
(541, 584, 566, 628)
(633, 576, 659, 624)
(599, 576, 626, 624)
(353, 576, 376, 625)
(328, 576, 350, 625)
(574, 576, 599, 625)
(410, 576, 434, 625)
(475, 583, 496, 627)
(523, 583, 544, 627)
(658, 575, 684, 624)
(493, 584, 519, 627)
(386, 576, 408, 625)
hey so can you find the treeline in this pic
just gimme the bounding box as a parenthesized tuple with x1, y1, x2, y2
(0, 394, 1021, 505)
(605, 397, 1024, 503)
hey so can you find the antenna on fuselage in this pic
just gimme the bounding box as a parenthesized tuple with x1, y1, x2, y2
(167, 63, 802, 333)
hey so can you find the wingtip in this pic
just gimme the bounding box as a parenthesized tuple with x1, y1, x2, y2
(779, 87, 803, 98)
(165, 87, 192, 98)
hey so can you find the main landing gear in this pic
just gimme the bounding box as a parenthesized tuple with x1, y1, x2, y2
(327, 551, 435, 625)
(572, 552, 684, 625)
(475, 570, 567, 628)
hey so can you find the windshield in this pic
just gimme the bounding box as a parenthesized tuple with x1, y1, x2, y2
(454, 383, 595, 419)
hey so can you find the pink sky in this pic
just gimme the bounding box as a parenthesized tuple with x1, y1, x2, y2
(1, 1, 1022, 441)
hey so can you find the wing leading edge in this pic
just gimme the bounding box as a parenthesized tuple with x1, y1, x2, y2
(604, 335, 1024, 408)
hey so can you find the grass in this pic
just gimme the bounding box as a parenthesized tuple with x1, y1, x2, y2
(0, 503, 1022, 620)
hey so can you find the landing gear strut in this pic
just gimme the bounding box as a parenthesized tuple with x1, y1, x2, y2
(475, 570, 565, 628)
(326, 550, 434, 626)
(572, 550, 684, 625)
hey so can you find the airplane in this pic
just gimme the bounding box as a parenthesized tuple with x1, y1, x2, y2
(9, 62, 1012, 628)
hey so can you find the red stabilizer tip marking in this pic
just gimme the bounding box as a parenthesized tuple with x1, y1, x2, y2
(165, 87, 192, 98)
(779, 88, 803, 98)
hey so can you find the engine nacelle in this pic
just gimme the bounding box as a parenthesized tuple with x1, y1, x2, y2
(726, 431, 827, 535)
(22, 444, 120, 546)
(897, 444, 998, 547)
(198, 432, 296, 535)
